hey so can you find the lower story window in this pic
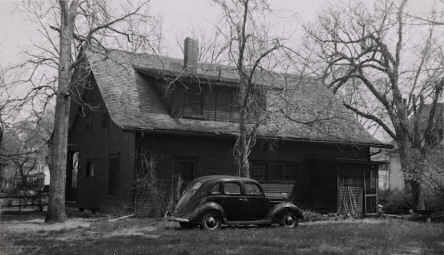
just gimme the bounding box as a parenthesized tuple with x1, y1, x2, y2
(251, 163, 266, 181)
(86, 161, 95, 177)
(72, 152, 79, 188)
(251, 161, 299, 182)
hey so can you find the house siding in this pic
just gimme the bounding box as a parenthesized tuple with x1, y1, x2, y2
(68, 79, 135, 213)
(134, 133, 371, 214)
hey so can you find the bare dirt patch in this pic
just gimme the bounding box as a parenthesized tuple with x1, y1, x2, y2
(104, 225, 159, 238)
(2, 218, 92, 233)
(301, 218, 386, 225)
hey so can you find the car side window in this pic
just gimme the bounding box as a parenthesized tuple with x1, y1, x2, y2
(209, 183, 222, 195)
(244, 182, 263, 195)
(223, 182, 241, 195)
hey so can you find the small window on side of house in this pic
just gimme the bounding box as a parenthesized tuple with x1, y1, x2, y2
(86, 161, 95, 177)
(215, 88, 232, 121)
(183, 91, 203, 118)
(72, 152, 79, 188)
(251, 162, 266, 181)
(231, 90, 241, 121)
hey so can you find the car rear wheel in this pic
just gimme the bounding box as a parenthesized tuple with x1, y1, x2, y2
(281, 211, 298, 228)
(200, 211, 221, 230)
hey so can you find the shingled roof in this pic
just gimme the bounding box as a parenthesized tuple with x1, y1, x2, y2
(85, 49, 389, 148)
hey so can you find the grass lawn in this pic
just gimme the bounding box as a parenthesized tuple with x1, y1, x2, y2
(1, 214, 444, 255)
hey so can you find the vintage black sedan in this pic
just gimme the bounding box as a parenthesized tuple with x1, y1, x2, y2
(168, 175, 303, 230)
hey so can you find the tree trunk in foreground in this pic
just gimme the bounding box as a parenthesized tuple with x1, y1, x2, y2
(236, 77, 250, 178)
(397, 137, 426, 211)
(46, 0, 78, 223)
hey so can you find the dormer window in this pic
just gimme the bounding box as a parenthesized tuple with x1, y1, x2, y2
(215, 87, 239, 122)
(167, 82, 266, 122)
(183, 90, 203, 118)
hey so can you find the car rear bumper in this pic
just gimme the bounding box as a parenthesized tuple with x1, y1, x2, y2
(167, 216, 190, 223)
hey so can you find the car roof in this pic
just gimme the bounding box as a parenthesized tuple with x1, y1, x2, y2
(192, 175, 259, 184)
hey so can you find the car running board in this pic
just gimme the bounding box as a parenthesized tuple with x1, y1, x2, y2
(225, 219, 272, 225)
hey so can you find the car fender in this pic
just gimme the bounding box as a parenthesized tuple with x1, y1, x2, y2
(268, 202, 303, 221)
(190, 202, 226, 223)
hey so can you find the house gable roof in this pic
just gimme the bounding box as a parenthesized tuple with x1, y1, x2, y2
(85, 49, 389, 148)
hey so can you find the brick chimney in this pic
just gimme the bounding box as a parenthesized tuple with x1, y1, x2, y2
(183, 37, 199, 72)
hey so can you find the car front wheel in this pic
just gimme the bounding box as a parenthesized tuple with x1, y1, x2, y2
(281, 211, 298, 228)
(200, 211, 221, 230)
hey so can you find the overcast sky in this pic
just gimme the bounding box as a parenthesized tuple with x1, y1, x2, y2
(0, 0, 310, 66)
(0, 0, 438, 68)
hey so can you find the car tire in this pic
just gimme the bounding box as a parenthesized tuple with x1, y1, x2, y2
(200, 211, 221, 230)
(281, 211, 298, 228)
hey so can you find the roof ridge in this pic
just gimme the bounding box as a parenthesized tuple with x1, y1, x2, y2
(92, 48, 320, 82)
(84, 47, 389, 148)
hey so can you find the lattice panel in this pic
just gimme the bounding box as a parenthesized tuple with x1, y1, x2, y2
(337, 186, 363, 217)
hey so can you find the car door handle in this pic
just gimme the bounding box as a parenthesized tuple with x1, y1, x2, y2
(239, 198, 248, 202)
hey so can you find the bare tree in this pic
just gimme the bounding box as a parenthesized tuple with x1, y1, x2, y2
(213, 0, 283, 177)
(15, 0, 156, 222)
(0, 68, 5, 148)
(0, 115, 51, 191)
(0, 67, 18, 162)
(304, 0, 444, 210)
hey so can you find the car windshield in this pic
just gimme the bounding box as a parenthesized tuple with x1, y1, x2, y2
(175, 181, 203, 211)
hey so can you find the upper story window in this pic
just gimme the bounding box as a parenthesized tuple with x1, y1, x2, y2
(183, 89, 203, 118)
(171, 83, 266, 123)
(214, 87, 240, 122)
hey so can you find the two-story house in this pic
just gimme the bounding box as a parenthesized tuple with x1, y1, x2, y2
(67, 38, 390, 216)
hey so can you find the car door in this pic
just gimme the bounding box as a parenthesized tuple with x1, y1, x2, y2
(221, 181, 249, 221)
(243, 182, 269, 220)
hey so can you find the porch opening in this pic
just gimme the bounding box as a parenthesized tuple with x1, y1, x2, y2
(337, 163, 378, 217)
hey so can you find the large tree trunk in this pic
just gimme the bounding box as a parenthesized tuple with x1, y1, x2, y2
(409, 180, 426, 211)
(238, 109, 250, 177)
(397, 136, 426, 211)
(0, 124, 3, 147)
(46, 0, 77, 223)
(0, 116, 3, 151)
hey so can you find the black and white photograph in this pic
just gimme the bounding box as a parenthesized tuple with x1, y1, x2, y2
(0, 0, 443, 254)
